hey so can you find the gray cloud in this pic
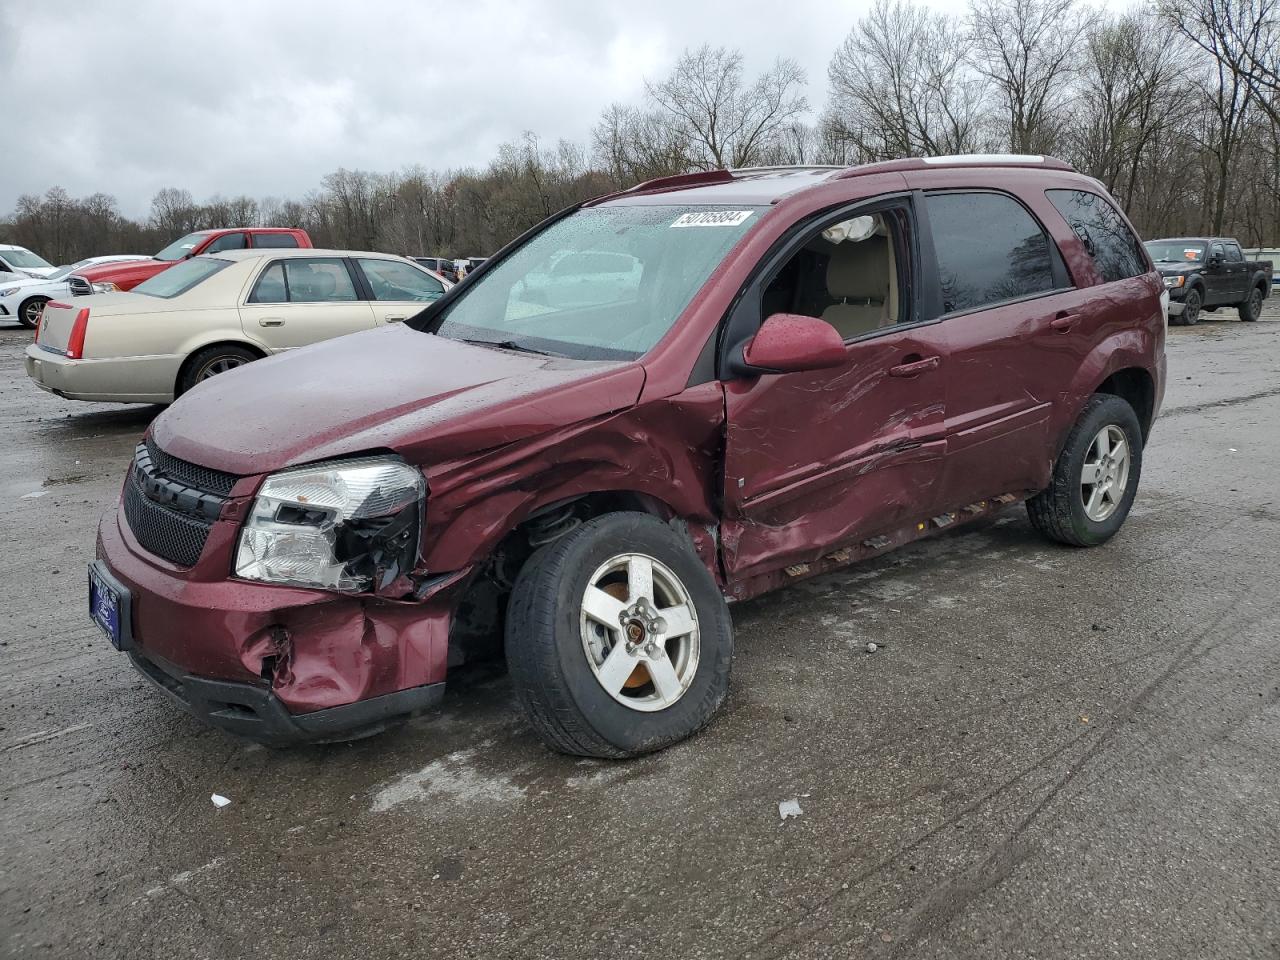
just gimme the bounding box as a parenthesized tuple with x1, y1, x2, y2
(0, 0, 966, 219)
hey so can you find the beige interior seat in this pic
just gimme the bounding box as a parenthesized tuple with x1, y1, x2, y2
(821, 233, 895, 340)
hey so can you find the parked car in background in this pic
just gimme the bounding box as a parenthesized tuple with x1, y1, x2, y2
(1242, 247, 1280, 289)
(0, 255, 149, 328)
(0, 244, 59, 279)
(88, 157, 1165, 756)
(411, 256, 448, 274)
(27, 249, 448, 404)
(1144, 236, 1272, 324)
(67, 227, 313, 297)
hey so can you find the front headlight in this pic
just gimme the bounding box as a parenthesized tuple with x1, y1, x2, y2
(0, 287, 19, 297)
(235, 457, 425, 593)
(1163, 275, 1185, 288)
(91, 281, 119, 293)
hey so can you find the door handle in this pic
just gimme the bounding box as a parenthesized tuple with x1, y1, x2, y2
(385, 315, 407, 323)
(1050, 313, 1078, 332)
(259, 318, 285, 327)
(888, 355, 940, 377)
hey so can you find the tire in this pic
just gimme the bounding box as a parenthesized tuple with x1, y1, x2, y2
(1239, 285, 1264, 322)
(177, 344, 260, 396)
(505, 512, 733, 758)
(17, 295, 48, 330)
(1177, 287, 1202, 325)
(1027, 394, 1143, 547)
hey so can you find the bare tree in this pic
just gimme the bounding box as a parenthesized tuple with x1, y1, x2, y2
(645, 45, 809, 169)
(828, 0, 992, 160)
(969, 0, 1099, 154)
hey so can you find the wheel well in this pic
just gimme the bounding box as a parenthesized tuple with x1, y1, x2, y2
(174, 340, 267, 395)
(1096, 368, 1155, 440)
(446, 491, 678, 668)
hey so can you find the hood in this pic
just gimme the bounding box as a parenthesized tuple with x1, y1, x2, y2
(152, 325, 647, 476)
(72, 259, 168, 284)
(0, 274, 54, 294)
(18, 266, 58, 279)
(1154, 262, 1200, 276)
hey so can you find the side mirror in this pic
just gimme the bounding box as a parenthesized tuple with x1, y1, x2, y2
(738, 313, 847, 375)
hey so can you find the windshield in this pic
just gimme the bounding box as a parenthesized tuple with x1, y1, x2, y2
(133, 257, 230, 298)
(433, 204, 764, 359)
(1, 248, 54, 269)
(154, 232, 209, 262)
(1144, 241, 1205, 263)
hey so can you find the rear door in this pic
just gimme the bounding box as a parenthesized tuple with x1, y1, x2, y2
(351, 257, 447, 325)
(1223, 241, 1249, 301)
(914, 188, 1091, 507)
(721, 196, 949, 581)
(238, 256, 376, 350)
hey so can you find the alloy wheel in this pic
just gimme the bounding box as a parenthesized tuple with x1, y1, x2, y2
(579, 553, 700, 712)
(1080, 424, 1130, 522)
(197, 356, 248, 381)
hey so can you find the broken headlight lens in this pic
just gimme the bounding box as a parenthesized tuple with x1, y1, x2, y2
(235, 457, 425, 593)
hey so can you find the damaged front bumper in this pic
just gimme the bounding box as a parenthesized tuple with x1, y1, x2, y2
(127, 645, 443, 745)
(96, 505, 464, 745)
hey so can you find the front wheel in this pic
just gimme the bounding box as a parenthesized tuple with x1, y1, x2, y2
(1027, 394, 1143, 547)
(1239, 285, 1264, 322)
(505, 512, 733, 758)
(17, 295, 48, 329)
(1178, 288, 1202, 325)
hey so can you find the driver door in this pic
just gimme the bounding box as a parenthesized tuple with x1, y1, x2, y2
(720, 198, 948, 582)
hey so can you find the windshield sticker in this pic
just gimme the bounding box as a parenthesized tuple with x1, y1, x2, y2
(1183, 249, 1201, 260)
(671, 210, 755, 228)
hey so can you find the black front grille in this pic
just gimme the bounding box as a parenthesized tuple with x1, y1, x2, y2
(122, 476, 213, 567)
(120, 440, 241, 567)
(68, 276, 92, 296)
(145, 438, 238, 496)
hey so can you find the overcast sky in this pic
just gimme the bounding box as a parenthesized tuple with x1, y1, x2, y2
(1, 0, 978, 219)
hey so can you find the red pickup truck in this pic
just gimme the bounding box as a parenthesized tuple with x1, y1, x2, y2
(68, 227, 311, 296)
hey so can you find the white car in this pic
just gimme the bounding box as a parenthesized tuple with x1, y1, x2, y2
(26, 248, 451, 404)
(0, 243, 59, 279)
(1, 256, 149, 328)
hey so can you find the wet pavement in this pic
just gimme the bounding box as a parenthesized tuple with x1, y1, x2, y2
(2, 309, 1280, 959)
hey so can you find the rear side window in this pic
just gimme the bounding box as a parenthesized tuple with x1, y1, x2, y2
(926, 192, 1057, 314)
(248, 258, 359, 303)
(254, 233, 300, 249)
(356, 258, 445, 301)
(1046, 190, 1146, 283)
(1225, 242, 1244, 262)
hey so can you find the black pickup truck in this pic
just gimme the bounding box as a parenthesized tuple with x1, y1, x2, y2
(1143, 237, 1273, 325)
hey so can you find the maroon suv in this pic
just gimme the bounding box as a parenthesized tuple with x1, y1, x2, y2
(90, 157, 1166, 756)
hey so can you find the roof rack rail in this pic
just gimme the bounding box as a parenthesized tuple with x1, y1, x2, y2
(622, 170, 735, 194)
(835, 154, 1074, 179)
(727, 164, 846, 175)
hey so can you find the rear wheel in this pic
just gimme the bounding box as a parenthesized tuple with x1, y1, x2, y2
(1027, 394, 1143, 547)
(505, 512, 733, 758)
(17, 295, 48, 329)
(1239, 285, 1264, 322)
(177, 344, 260, 396)
(1178, 287, 1202, 325)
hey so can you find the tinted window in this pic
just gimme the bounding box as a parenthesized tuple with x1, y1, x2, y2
(134, 258, 230, 298)
(1046, 190, 1146, 283)
(927, 192, 1056, 313)
(357, 258, 445, 301)
(1211, 242, 1226, 260)
(204, 232, 247, 254)
(1225, 242, 1244, 263)
(254, 233, 300, 249)
(248, 258, 358, 303)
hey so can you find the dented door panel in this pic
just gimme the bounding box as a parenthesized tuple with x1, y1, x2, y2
(721, 330, 947, 582)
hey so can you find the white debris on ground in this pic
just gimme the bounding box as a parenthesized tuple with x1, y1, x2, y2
(778, 798, 803, 821)
(20, 490, 46, 500)
(210, 793, 231, 808)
